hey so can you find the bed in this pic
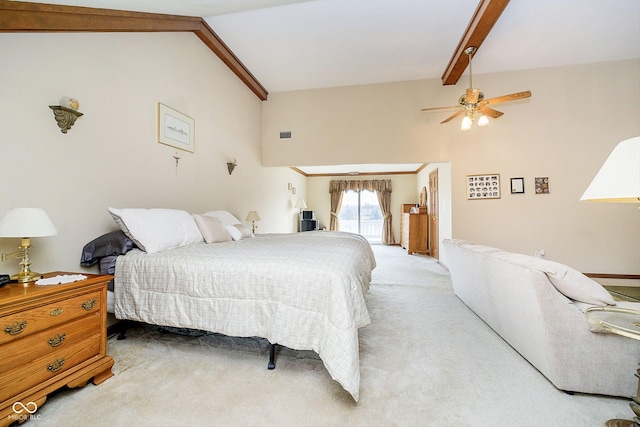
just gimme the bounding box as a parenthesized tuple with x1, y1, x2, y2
(81, 208, 376, 401)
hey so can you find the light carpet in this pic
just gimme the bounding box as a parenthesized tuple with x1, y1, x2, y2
(32, 244, 631, 427)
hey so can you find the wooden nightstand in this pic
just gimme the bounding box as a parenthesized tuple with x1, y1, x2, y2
(0, 272, 114, 426)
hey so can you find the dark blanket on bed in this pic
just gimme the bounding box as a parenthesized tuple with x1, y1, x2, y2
(80, 230, 136, 291)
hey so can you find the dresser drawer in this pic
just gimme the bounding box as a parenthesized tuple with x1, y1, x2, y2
(0, 335, 100, 403)
(0, 312, 101, 374)
(0, 290, 101, 345)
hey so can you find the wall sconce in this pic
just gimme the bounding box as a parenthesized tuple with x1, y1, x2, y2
(227, 159, 237, 175)
(49, 96, 83, 133)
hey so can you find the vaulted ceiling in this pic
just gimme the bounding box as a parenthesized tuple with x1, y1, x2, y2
(3, 0, 639, 176)
(7, 0, 640, 95)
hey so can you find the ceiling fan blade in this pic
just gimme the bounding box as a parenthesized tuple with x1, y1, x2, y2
(440, 110, 464, 124)
(483, 90, 532, 106)
(480, 106, 503, 118)
(466, 88, 480, 104)
(421, 105, 460, 112)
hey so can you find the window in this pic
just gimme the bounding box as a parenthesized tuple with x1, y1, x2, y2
(338, 190, 383, 243)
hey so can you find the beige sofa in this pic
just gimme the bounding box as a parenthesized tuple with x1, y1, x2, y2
(443, 239, 639, 397)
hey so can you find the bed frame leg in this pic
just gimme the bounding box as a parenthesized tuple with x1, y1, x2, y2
(107, 321, 129, 340)
(268, 343, 277, 370)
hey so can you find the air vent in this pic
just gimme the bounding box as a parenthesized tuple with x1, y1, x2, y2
(279, 131, 292, 139)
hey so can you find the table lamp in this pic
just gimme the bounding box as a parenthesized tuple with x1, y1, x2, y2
(581, 136, 640, 203)
(0, 208, 58, 284)
(245, 211, 261, 233)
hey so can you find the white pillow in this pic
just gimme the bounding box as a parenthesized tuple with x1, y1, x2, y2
(108, 207, 203, 253)
(493, 251, 616, 306)
(201, 210, 241, 227)
(226, 224, 254, 241)
(193, 214, 232, 243)
(545, 267, 616, 306)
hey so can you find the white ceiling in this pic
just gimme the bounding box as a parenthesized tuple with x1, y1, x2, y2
(17, 0, 640, 175)
(21, 0, 640, 93)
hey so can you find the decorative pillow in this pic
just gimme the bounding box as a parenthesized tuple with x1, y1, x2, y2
(493, 251, 616, 306)
(545, 267, 616, 306)
(108, 207, 203, 253)
(201, 210, 241, 227)
(193, 214, 232, 244)
(226, 224, 254, 241)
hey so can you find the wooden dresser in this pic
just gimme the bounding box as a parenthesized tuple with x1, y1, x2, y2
(400, 204, 428, 255)
(0, 272, 114, 426)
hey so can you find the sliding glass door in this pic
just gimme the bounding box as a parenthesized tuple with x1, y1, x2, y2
(338, 190, 383, 243)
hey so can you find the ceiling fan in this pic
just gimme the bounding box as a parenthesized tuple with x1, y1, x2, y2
(421, 46, 532, 130)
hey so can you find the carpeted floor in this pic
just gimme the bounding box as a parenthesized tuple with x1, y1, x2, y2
(32, 244, 631, 427)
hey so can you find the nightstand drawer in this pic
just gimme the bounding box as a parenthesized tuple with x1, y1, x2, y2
(0, 290, 101, 345)
(0, 312, 101, 374)
(0, 335, 100, 403)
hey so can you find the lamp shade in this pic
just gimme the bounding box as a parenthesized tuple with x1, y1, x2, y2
(0, 208, 58, 237)
(294, 199, 307, 209)
(580, 136, 640, 203)
(245, 211, 261, 222)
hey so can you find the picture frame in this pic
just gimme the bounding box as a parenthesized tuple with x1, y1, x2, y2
(535, 177, 550, 194)
(510, 177, 525, 194)
(467, 174, 501, 200)
(157, 103, 195, 153)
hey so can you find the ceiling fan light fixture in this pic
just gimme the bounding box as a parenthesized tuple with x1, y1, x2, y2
(478, 114, 489, 127)
(461, 115, 473, 131)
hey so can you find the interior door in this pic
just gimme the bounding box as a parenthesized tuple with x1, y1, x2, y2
(429, 169, 439, 259)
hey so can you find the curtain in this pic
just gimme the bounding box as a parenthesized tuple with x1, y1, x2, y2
(375, 186, 395, 245)
(329, 181, 345, 231)
(329, 179, 394, 244)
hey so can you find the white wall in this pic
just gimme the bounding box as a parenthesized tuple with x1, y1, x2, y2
(264, 60, 640, 274)
(0, 32, 302, 275)
(2, 30, 637, 277)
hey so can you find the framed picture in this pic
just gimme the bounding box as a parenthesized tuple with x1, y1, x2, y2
(535, 177, 550, 194)
(510, 177, 525, 194)
(157, 103, 195, 152)
(467, 174, 501, 200)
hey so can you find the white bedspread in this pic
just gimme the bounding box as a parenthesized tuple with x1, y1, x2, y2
(114, 231, 375, 401)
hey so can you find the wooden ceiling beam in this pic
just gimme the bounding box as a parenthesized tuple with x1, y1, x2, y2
(441, 0, 510, 86)
(0, 0, 268, 100)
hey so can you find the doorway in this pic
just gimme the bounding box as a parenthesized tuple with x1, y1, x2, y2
(338, 190, 383, 243)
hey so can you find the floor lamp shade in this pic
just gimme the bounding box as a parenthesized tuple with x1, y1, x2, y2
(580, 136, 640, 203)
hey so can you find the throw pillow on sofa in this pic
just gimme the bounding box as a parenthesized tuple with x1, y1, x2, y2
(494, 251, 615, 306)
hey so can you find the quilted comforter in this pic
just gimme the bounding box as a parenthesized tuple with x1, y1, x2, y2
(114, 231, 375, 401)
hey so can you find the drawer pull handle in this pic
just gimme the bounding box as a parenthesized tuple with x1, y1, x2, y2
(47, 358, 65, 372)
(50, 308, 64, 316)
(4, 320, 27, 335)
(48, 333, 66, 347)
(81, 299, 97, 311)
